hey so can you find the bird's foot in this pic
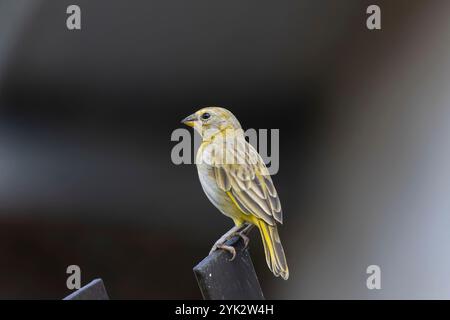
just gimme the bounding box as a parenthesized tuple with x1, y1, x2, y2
(226, 224, 254, 249)
(227, 231, 250, 249)
(216, 243, 237, 261)
(208, 224, 252, 260)
(209, 242, 237, 261)
(208, 224, 243, 255)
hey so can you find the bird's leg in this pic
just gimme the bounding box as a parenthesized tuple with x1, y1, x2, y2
(209, 224, 246, 260)
(227, 223, 255, 249)
(238, 223, 254, 248)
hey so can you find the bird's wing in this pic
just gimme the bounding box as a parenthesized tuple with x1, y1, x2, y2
(210, 135, 282, 225)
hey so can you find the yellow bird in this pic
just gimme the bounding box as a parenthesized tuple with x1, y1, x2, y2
(181, 106, 289, 280)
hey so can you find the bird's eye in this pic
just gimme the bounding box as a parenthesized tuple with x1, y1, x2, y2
(201, 112, 211, 120)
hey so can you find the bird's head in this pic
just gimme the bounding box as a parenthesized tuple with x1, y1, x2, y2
(181, 106, 242, 140)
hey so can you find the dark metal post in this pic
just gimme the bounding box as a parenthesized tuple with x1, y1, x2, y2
(193, 237, 264, 300)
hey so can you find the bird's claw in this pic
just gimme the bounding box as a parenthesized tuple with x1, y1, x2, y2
(208, 224, 253, 260)
(216, 244, 237, 261)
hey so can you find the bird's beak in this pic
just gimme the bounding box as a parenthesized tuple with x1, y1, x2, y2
(181, 113, 198, 127)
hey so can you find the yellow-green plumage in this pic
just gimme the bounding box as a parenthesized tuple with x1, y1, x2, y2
(184, 106, 289, 280)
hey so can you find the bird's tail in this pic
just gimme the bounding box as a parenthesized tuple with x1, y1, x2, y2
(257, 220, 289, 280)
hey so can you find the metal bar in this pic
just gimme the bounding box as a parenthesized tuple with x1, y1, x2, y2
(193, 236, 264, 300)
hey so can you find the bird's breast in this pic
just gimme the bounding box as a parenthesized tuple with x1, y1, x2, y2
(196, 145, 239, 219)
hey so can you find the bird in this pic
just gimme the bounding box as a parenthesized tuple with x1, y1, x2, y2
(181, 106, 289, 280)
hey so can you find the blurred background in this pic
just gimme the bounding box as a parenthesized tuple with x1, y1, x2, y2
(0, 0, 450, 299)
